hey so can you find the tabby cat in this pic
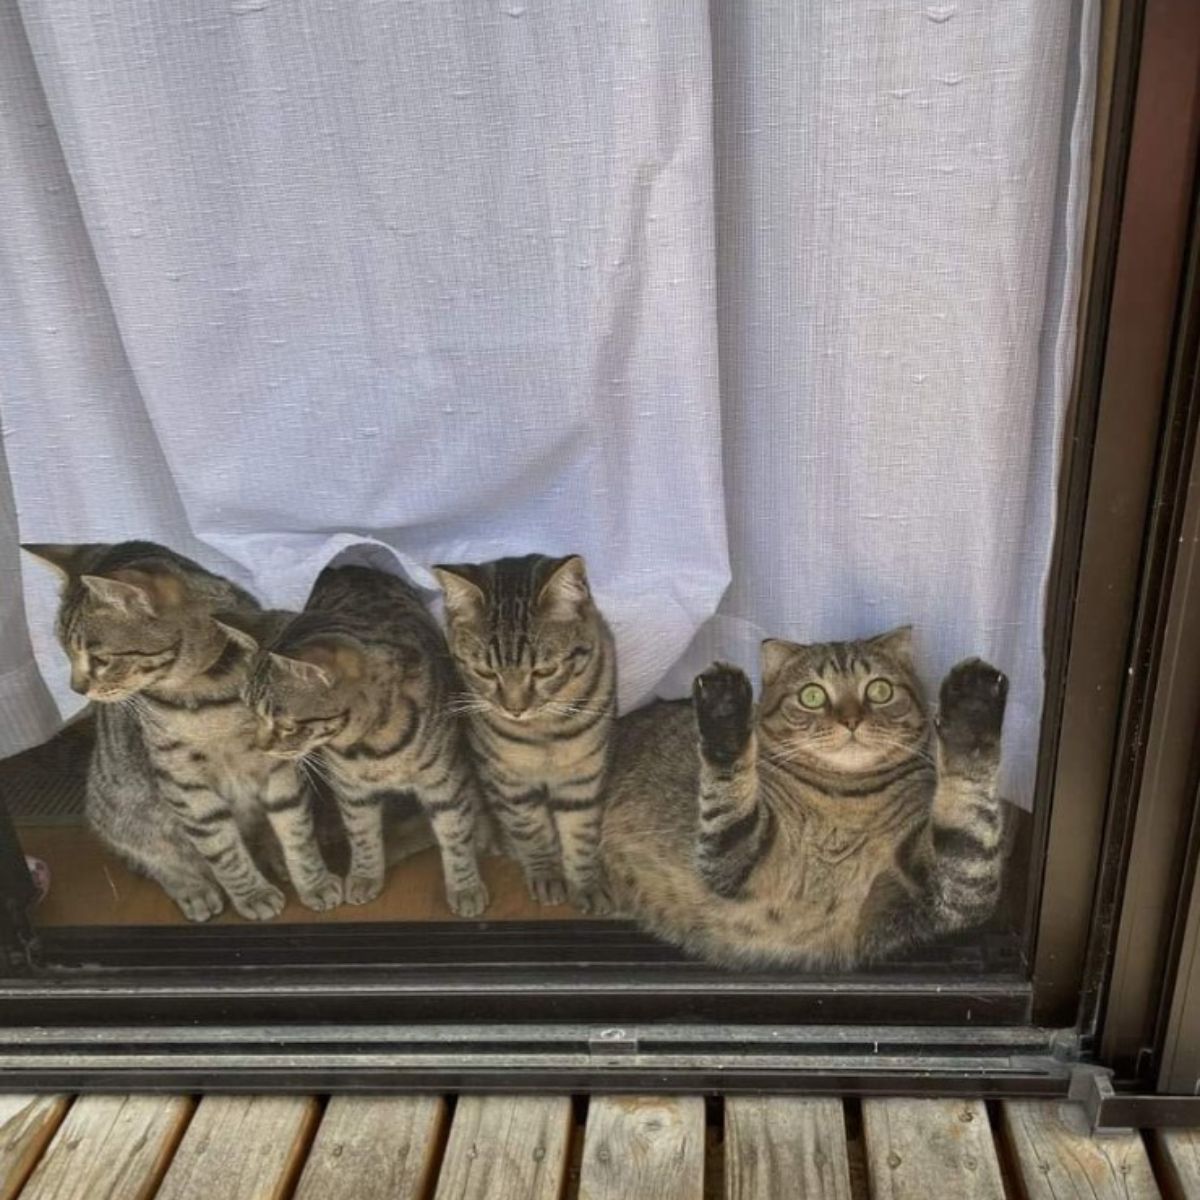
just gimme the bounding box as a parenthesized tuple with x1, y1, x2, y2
(221, 564, 491, 916)
(434, 554, 616, 913)
(23, 541, 341, 921)
(602, 628, 1008, 968)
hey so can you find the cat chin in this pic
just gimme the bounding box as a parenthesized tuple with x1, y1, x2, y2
(816, 742, 892, 772)
(87, 688, 139, 703)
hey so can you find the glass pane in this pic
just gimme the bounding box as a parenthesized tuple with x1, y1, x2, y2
(0, 0, 1093, 985)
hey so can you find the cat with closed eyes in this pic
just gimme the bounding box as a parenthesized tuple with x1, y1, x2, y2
(434, 554, 616, 914)
(23, 541, 342, 921)
(602, 628, 1008, 969)
(219, 564, 491, 917)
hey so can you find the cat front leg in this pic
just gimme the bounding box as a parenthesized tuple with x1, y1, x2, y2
(692, 663, 775, 898)
(86, 769, 226, 922)
(549, 746, 611, 914)
(159, 781, 285, 920)
(334, 787, 387, 905)
(262, 764, 343, 912)
(486, 775, 566, 906)
(928, 657, 1008, 933)
(419, 764, 491, 918)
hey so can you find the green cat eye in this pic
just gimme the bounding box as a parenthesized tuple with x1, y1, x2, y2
(865, 678, 894, 704)
(798, 684, 827, 710)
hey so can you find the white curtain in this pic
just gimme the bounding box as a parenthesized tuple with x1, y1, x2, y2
(0, 0, 1095, 808)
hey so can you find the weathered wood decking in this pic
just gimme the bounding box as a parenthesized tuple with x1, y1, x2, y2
(0, 1092, 1192, 1198)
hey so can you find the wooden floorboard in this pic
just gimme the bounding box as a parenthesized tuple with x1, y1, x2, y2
(724, 1097, 852, 1199)
(432, 1095, 573, 1200)
(579, 1096, 706, 1200)
(0, 1097, 69, 1200)
(17, 1094, 193, 1200)
(1, 1091, 1195, 1197)
(1001, 1100, 1162, 1199)
(1155, 1128, 1200, 1198)
(153, 1095, 319, 1200)
(862, 1098, 1006, 1200)
(292, 1095, 448, 1200)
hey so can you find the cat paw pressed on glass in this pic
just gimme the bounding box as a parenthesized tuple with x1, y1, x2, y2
(936, 657, 1008, 762)
(693, 662, 755, 766)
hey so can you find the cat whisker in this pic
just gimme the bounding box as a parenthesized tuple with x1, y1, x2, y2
(543, 701, 611, 716)
(864, 733, 937, 768)
(300, 754, 335, 788)
(123, 695, 167, 734)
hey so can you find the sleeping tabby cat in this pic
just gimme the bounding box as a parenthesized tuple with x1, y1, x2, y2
(221, 564, 491, 916)
(23, 541, 341, 921)
(602, 628, 1008, 968)
(434, 554, 616, 913)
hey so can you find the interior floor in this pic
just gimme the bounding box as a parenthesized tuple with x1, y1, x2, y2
(19, 827, 581, 925)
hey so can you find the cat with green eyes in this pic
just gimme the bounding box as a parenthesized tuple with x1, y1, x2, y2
(218, 564, 491, 917)
(434, 554, 616, 913)
(602, 627, 1009, 969)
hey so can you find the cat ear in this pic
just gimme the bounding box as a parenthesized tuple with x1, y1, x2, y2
(82, 567, 186, 615)
(79, 573, 157, 616)
(868, 625, 914, 661)
(291, 635, 365, 685)
(212, 611, 263, 654)
(760, 637, 801, 682)
(538, 555, 591, 620)
(21, 543, 108, 583)
(268, 651, 334, 689)
(433, 565, 486, 625)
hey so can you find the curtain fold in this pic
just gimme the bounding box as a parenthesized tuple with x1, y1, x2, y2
(0, 0, 1096, 806)
(661, 0, 1098, 804)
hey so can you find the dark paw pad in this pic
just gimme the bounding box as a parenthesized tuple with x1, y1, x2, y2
(693, 662, 754, 766)
(937, 658, 1008, 761)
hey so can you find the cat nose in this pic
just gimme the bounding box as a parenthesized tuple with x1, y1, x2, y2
(838, 710, 862, 732)
(69, 677, 89, 696)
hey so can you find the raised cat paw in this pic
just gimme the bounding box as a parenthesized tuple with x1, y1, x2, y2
(448, 881, 491, 918)
(232, 883, 286, 921)
(172, 882, 225, 923)
(936, 657, 1008, 766)
(298, 872, 344, 912)
(526, 872, 568, 907)
(693, 662, 755, 766)
(344, 872, 384, 906)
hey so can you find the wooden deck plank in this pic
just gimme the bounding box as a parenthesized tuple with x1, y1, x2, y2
(18, 1094, 192, 1200)
(433, 1095, 572, 1200)
(0, 1097, 69, 1200)
(1156, 1129, 1200, 1199)
(153, 1095, 319, 1200)
(724, 1097, 851, 1199)
(862, 1098, 1005, 1200)
(1001, 1101, 1161, 1199)
(291, 1096, 447, 1200)
(579, 1096, 705, 1200)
